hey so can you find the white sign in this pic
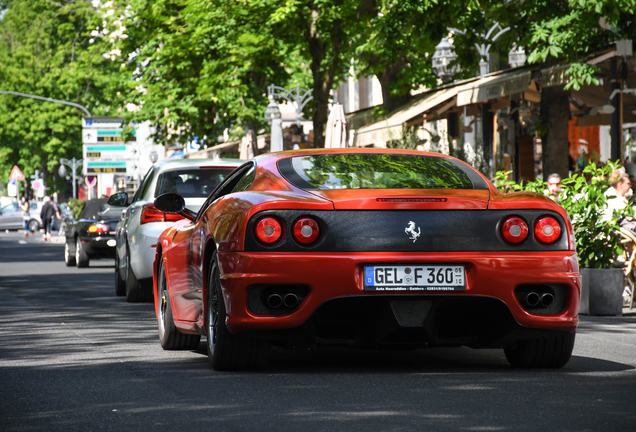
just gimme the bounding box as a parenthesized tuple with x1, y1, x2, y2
(83, 160, 140, 176)
(82, 129, 137, 143)
(82, 117, 128, 129)
(7, 180, 17, 197)
(83, 144, 139, 160)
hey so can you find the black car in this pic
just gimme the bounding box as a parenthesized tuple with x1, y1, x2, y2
(64, 198, 125, 268)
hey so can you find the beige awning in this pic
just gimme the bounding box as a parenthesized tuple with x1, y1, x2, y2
(354, 72, 513, 146)
(457, 70, 532, 106)
(355, 87, 459, 146)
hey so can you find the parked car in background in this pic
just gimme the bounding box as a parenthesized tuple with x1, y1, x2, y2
(64, 198, 126, 267)
(152, 149, 580, 371)
(0, 200, 48, 232)
(109, 158, 241, 302)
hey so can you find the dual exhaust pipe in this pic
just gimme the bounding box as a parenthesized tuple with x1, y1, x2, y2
(266, 293, 299, 309)
(525, 291, 554, 308)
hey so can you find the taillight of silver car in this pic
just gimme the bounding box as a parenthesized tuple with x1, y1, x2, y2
(140, 204, 185, 224)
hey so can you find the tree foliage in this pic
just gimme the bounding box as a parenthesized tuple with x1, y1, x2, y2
(0, 0, 121, 186)
(354, 0, 480, 113)
(494, 0, 636, 90)
(103, 0, 307, 147)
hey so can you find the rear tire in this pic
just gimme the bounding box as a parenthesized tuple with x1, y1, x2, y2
(114, 252, 125, 296)
(504, 331, 576, 368)
(64, 240, 76, 267)
(124, 244, 152, 302)
(28, 219, 39, 233)
(75, 237, 89, 268)
(207, 250, 269, 371)
(157, 260, 200, 350)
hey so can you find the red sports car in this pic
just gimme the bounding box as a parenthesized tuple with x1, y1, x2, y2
(152, 148, 580, 371)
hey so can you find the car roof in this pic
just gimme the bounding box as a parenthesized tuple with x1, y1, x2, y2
(152, 157, 243, 173)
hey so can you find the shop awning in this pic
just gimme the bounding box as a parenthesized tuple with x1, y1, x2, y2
(457, 70, 532, 106)
(354, 69, 531, 147)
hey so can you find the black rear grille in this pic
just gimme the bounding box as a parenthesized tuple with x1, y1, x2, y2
(245, 209, 569, 253)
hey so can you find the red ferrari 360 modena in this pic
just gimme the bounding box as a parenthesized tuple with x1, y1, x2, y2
(152, 148, 580, 371)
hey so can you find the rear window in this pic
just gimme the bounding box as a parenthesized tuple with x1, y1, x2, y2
(281, 154, 480, 190)
(79, 199, 109, 219)
(155, 168, 233, 198)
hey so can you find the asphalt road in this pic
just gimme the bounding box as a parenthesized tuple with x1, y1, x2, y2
(1, 230, 636, 432)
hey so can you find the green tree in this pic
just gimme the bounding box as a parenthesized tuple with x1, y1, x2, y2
(0, 0, 122, 191)
(104, 0, 304, 147)
(493, 0, 636, 177)
(354, 0, 479, 113)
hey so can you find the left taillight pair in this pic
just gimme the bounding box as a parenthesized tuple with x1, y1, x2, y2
(140, 204, 184, 224)
(87, 224, 109, 235)
(255, 216, 320, 246)
(501, 216, 561, 245)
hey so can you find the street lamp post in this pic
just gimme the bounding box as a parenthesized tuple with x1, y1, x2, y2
(264, 95, 283, 152)
(265, 84, 313, 152)
(59, 158, 83, 199)
(508, 44, 527, 68)
(432, 38, 459, 81)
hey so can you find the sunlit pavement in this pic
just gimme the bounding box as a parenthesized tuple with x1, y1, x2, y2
(1, 229, 636, 432)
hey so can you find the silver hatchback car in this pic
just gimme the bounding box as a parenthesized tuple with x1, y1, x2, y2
(109, 158, 240, 302)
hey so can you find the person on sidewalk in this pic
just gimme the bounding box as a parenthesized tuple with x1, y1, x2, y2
(545, 173, 562, 201)
(19, 196, 32, 237)
(39, 197, 56, 241)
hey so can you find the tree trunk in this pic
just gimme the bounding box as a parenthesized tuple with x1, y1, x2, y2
(376, 57, 412, 113)
(540, 84, 570, 179)
(305, 8, 343, 149)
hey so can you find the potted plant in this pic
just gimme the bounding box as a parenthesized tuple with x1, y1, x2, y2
(558, 162, 626, 316)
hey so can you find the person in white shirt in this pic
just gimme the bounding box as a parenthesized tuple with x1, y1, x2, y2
(603, 173, 632, 222)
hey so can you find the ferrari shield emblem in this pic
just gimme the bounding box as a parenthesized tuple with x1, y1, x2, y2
(405, 221, 421, 243)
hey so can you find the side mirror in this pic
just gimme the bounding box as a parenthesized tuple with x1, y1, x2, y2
(108, 192, 128, 207)
(154, 193, 196, 221)
(154, 193, 186, 213)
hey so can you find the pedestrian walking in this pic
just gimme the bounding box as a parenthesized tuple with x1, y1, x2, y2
(39, 196, 57, 241)
(19, 196, 32, 237)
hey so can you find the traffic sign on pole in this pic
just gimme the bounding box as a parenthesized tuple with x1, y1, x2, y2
(83, 145, 139, 160)
(9, 165, 25, 181)
(84, 160, 140, 176)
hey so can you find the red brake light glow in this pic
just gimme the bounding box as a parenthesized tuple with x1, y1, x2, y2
(293, 217, 320, 245)
(140, 204, 184, 224)
(534, 216, 561, 244)
(376, 198, 447, 203)
(87, 224, 109, 234)
(255, 217, 283, 244)
(501, 216, 528, 244)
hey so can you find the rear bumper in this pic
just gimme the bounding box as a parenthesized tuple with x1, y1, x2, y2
(185, 251, 580, 341)
(130, 221, 171, 280)
(80, 236, 116, 258)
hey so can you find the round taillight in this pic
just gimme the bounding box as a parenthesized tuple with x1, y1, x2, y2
(293, 217, 320, 245)
(534, 216, 561, 244)
(501, 216, 528, 245)
(255, 217, 283, 244)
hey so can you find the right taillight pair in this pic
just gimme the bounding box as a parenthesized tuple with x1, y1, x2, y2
(255, 216, 320, 246)
(501, 216, 561, 245)
(140, 204, 185, 224)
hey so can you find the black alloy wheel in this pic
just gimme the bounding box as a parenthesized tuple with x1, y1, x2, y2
(157, 259, 200, 350)
(206, 250, 269, 371)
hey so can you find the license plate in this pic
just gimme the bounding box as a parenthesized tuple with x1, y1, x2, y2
(364, 265, 465, 291)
